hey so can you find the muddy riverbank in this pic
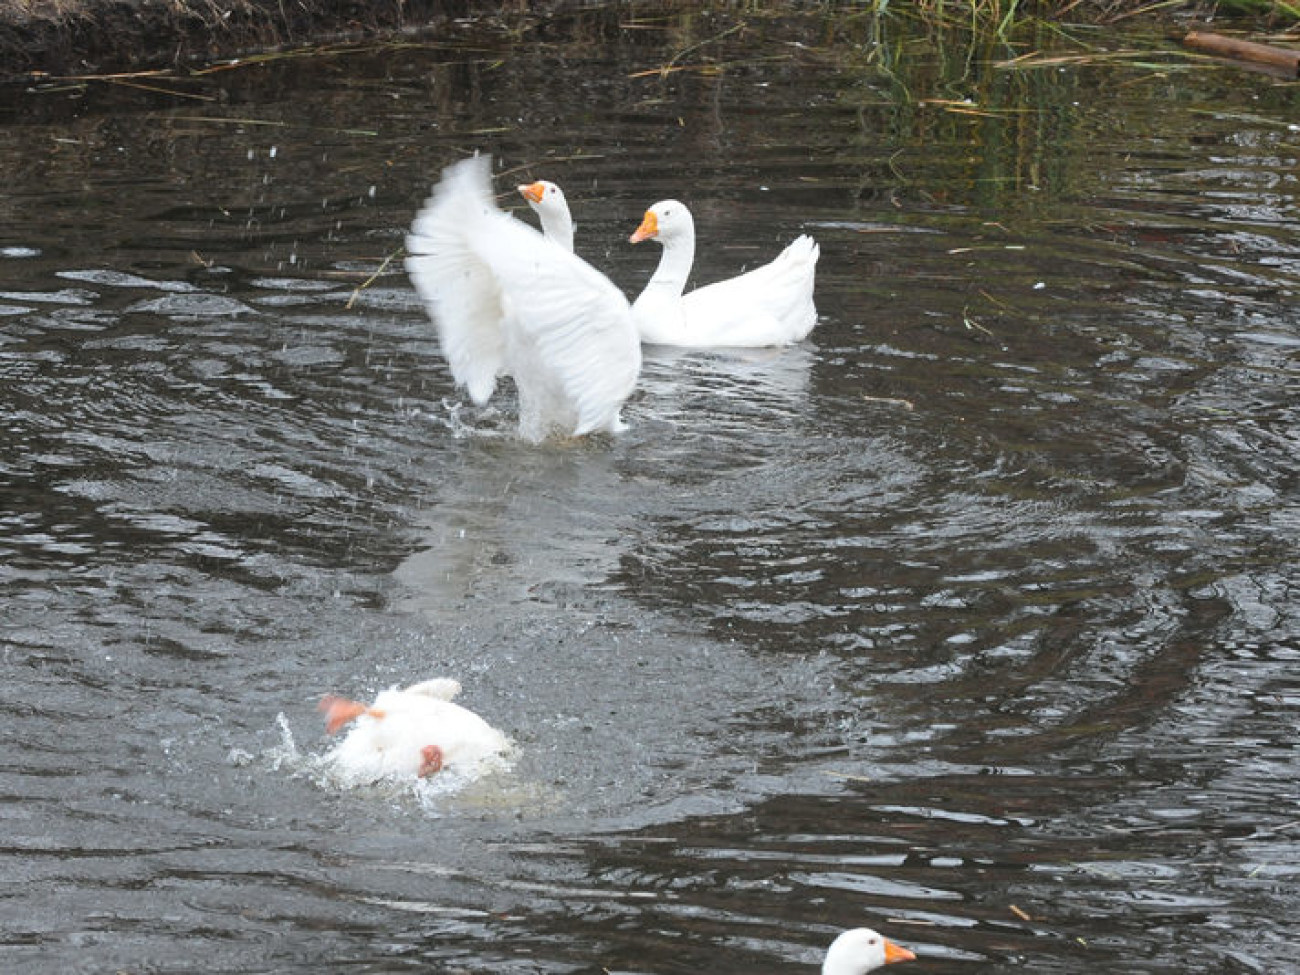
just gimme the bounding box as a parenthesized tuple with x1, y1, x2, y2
(0, 0, 1235, 81)
(0, 0, 523, 78)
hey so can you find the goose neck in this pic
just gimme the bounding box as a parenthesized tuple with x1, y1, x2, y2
(648, 232, 695, 296)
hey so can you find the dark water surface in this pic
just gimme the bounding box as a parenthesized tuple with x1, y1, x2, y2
(2, 7, 1298, 973)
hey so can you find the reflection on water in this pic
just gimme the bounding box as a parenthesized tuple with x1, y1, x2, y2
(2, 5, 1299, 973)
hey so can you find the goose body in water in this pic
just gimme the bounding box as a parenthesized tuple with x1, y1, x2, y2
(319, 678, 510, 783)
(629, 198, 819, 348)
(516, 179, 818, 348)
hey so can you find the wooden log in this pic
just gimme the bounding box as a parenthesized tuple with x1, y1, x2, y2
(1183, 31, 1300, 76)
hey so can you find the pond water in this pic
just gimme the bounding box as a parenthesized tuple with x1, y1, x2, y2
(2, 6, 1298, 973)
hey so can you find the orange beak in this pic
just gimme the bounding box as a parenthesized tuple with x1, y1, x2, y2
(883, 939, 916, 964)
(629, 209, 658, 244)
(518, 181, 545, 204)
(319, 695, 380, 734)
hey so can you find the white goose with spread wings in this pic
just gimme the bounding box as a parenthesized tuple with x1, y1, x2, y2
(404, 156, 640, 442)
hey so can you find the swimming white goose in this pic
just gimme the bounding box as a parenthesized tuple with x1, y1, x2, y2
(319, 678, 510, 783)
(405, 155, 640, 442)
(629, 199, 819, 348)
(822, 928, 916, 975)
(518, 179, 575, 253)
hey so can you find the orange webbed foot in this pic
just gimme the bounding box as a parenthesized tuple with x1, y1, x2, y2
(419, 745, 444, 777)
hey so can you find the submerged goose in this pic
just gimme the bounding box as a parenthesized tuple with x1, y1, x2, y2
(518, 179, 575, 253)
(822, 928, 916, 975)
(629, 199, 819, 348)
(319, 678, 510, 783)
(405, 155, 640, 442)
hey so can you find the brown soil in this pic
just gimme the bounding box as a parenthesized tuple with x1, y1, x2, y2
(0, 0, 527, 79)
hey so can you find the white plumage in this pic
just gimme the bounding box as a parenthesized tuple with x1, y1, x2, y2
(404, 156, 640, 442)
(629, 199, 819, 348)
(822, 928, 916, 975)
(319, 678, 511, 784)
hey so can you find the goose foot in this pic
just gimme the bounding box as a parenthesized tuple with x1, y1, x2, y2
(419, 745, 444, 777)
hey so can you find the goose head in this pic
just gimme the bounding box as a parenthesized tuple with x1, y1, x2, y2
(518, 180, 568, 220)
(629, 199, 694, 245)
(517, 180, 574, 251)
(822, 928, 916, 975)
